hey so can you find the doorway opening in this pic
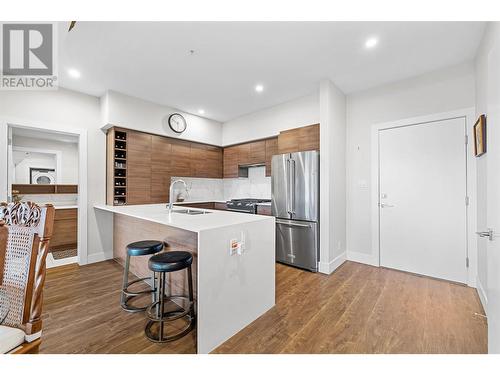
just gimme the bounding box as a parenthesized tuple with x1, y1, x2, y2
(6, 124, 85, 268)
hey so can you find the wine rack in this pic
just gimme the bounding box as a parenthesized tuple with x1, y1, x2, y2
(107, 129, 128, 205)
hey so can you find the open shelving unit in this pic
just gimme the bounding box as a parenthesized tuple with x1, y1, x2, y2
(106, 128, 128, 205)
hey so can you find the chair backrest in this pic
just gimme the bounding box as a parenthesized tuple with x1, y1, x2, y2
(0, 202, 55, 338)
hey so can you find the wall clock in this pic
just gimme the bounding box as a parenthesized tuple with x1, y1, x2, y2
(168, 113, 187, 134)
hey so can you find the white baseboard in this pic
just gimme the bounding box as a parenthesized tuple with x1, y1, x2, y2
(86, 251, 113, 264)
(319, 251, 346, 274)
(476, 276, 488, 315)
(346, 250, 379, 267)
(46, 253, 78, 269)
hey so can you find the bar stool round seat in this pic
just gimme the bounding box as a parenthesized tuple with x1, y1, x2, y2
(145, 250, 196, 343)
(127, 240, 164, 256)
(120, 240, 164, 313)
(148, 251, 193, 273)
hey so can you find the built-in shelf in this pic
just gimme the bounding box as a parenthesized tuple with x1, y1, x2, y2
(107, 129, 128, 206)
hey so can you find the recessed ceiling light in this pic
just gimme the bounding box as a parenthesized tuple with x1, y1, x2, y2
(198, 109, 205, 115)
(255, 84, 264, 93)
(68, 68, 81, 78)
(365, 37, 378, 49)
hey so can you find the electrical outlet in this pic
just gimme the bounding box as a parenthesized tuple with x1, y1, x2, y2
(229, 239, 239, 256)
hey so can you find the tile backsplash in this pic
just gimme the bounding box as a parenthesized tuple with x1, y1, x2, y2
(171, 166, 271, 202)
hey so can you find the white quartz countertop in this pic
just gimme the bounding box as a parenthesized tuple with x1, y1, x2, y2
(94, 203, 274, 233)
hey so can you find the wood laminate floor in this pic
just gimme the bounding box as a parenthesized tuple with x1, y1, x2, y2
(40, 260, 487, 354)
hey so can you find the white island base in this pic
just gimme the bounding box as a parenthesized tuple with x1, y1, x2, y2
(94, 204, 275, 353)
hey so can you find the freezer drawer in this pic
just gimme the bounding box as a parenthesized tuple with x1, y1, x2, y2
(276, 219, 319, 272)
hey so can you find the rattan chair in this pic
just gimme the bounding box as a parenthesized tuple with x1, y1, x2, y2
(0, 202, 55, 354)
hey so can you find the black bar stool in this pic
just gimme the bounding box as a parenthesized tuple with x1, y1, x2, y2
(120, 240, 164, 312)
(145, 251, 196, 343)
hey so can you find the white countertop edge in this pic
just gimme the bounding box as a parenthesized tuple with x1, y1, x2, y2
(54, 205, 78, 210)
(94, 203, 274, 233)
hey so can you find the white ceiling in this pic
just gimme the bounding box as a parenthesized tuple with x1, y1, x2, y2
(57, 22, 486, 122)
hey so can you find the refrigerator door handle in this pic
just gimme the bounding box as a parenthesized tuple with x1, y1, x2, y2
(290, 158, 296, 215)
(286, 158, 291, 215)
(276, 219, 312, 228)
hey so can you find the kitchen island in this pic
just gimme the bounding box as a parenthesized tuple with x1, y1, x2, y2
(94, 203, 275, 353)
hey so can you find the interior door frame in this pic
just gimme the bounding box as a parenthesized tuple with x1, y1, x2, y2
(0, 117, 89, 266)
(371, 108, 477, 287)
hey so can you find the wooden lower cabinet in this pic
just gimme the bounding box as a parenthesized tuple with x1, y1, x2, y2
(256, 205, 272, 216)
(50, 208, 77, 251)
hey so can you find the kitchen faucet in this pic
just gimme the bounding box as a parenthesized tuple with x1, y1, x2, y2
(167, 179, 187, 212)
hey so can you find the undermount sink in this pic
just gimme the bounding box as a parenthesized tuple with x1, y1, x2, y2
(171, 209, 211, 215)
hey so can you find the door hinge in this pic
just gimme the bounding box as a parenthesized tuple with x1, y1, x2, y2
(465, 196, 470, 206)
(465, 135, 469, 145)
(466, 257, 470, 268)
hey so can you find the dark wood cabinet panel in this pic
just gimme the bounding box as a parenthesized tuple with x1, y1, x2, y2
(170, 139, 192, 177)
(127, 130, 152, 205)
(191, 143, 223, 178)
(278, 128, 299, 154)
(248, 140, 266, 165)
(50, 208, 78, 251)
(223, 145, 239, 178)
(256, 205, 272, 216)
(214, 202, 228, 211)
(236, 143, 251, 165)
(151, 135, 172, 203)
(278, 124, 319, 154)
(298, 124, 320, 151)
(265, 137, 278, 177)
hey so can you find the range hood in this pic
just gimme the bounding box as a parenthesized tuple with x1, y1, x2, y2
(237, 163, 265, 178)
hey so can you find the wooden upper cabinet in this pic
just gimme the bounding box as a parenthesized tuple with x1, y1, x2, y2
(248, 140, 266, 165)
(191, 143, 223, 178)
(278, 124, 319, 154)
(127, 130, 152, 205)
(223, 146, 239, 178)
(298, 124, 320, 152)
(151, 135, 172, 203)
(236, 143, 251, 165)
(170, 139, 192, 177)
(265, 137, 278, 177)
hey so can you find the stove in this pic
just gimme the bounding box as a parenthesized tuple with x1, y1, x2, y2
(226, 198, 272, 214)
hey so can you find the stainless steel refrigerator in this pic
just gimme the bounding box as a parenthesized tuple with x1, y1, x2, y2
(271, 150, 319, 272)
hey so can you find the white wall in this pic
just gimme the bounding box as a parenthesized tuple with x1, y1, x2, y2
(102, 90, 223, 146)
(0, 87, 111, 263)
(474, 22, 500, 311)
(13, 135, 79, 184)
(222, 93, 319, 145)
(319, 80, 347, 274)
(346, 62, 476, 264)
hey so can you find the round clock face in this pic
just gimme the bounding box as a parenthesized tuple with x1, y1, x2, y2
(168, 113, 187, 134)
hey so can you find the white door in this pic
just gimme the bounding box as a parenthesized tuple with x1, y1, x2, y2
(379, 118, 467, 283)
(486, 43, 500, 353)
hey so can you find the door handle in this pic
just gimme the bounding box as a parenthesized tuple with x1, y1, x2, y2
(290, 159, 296, 215)
(286, 159, 291, 215)
(276, 219, 311, 228)
(476, 229, 494, 241)
(379, 203, 395, 208)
